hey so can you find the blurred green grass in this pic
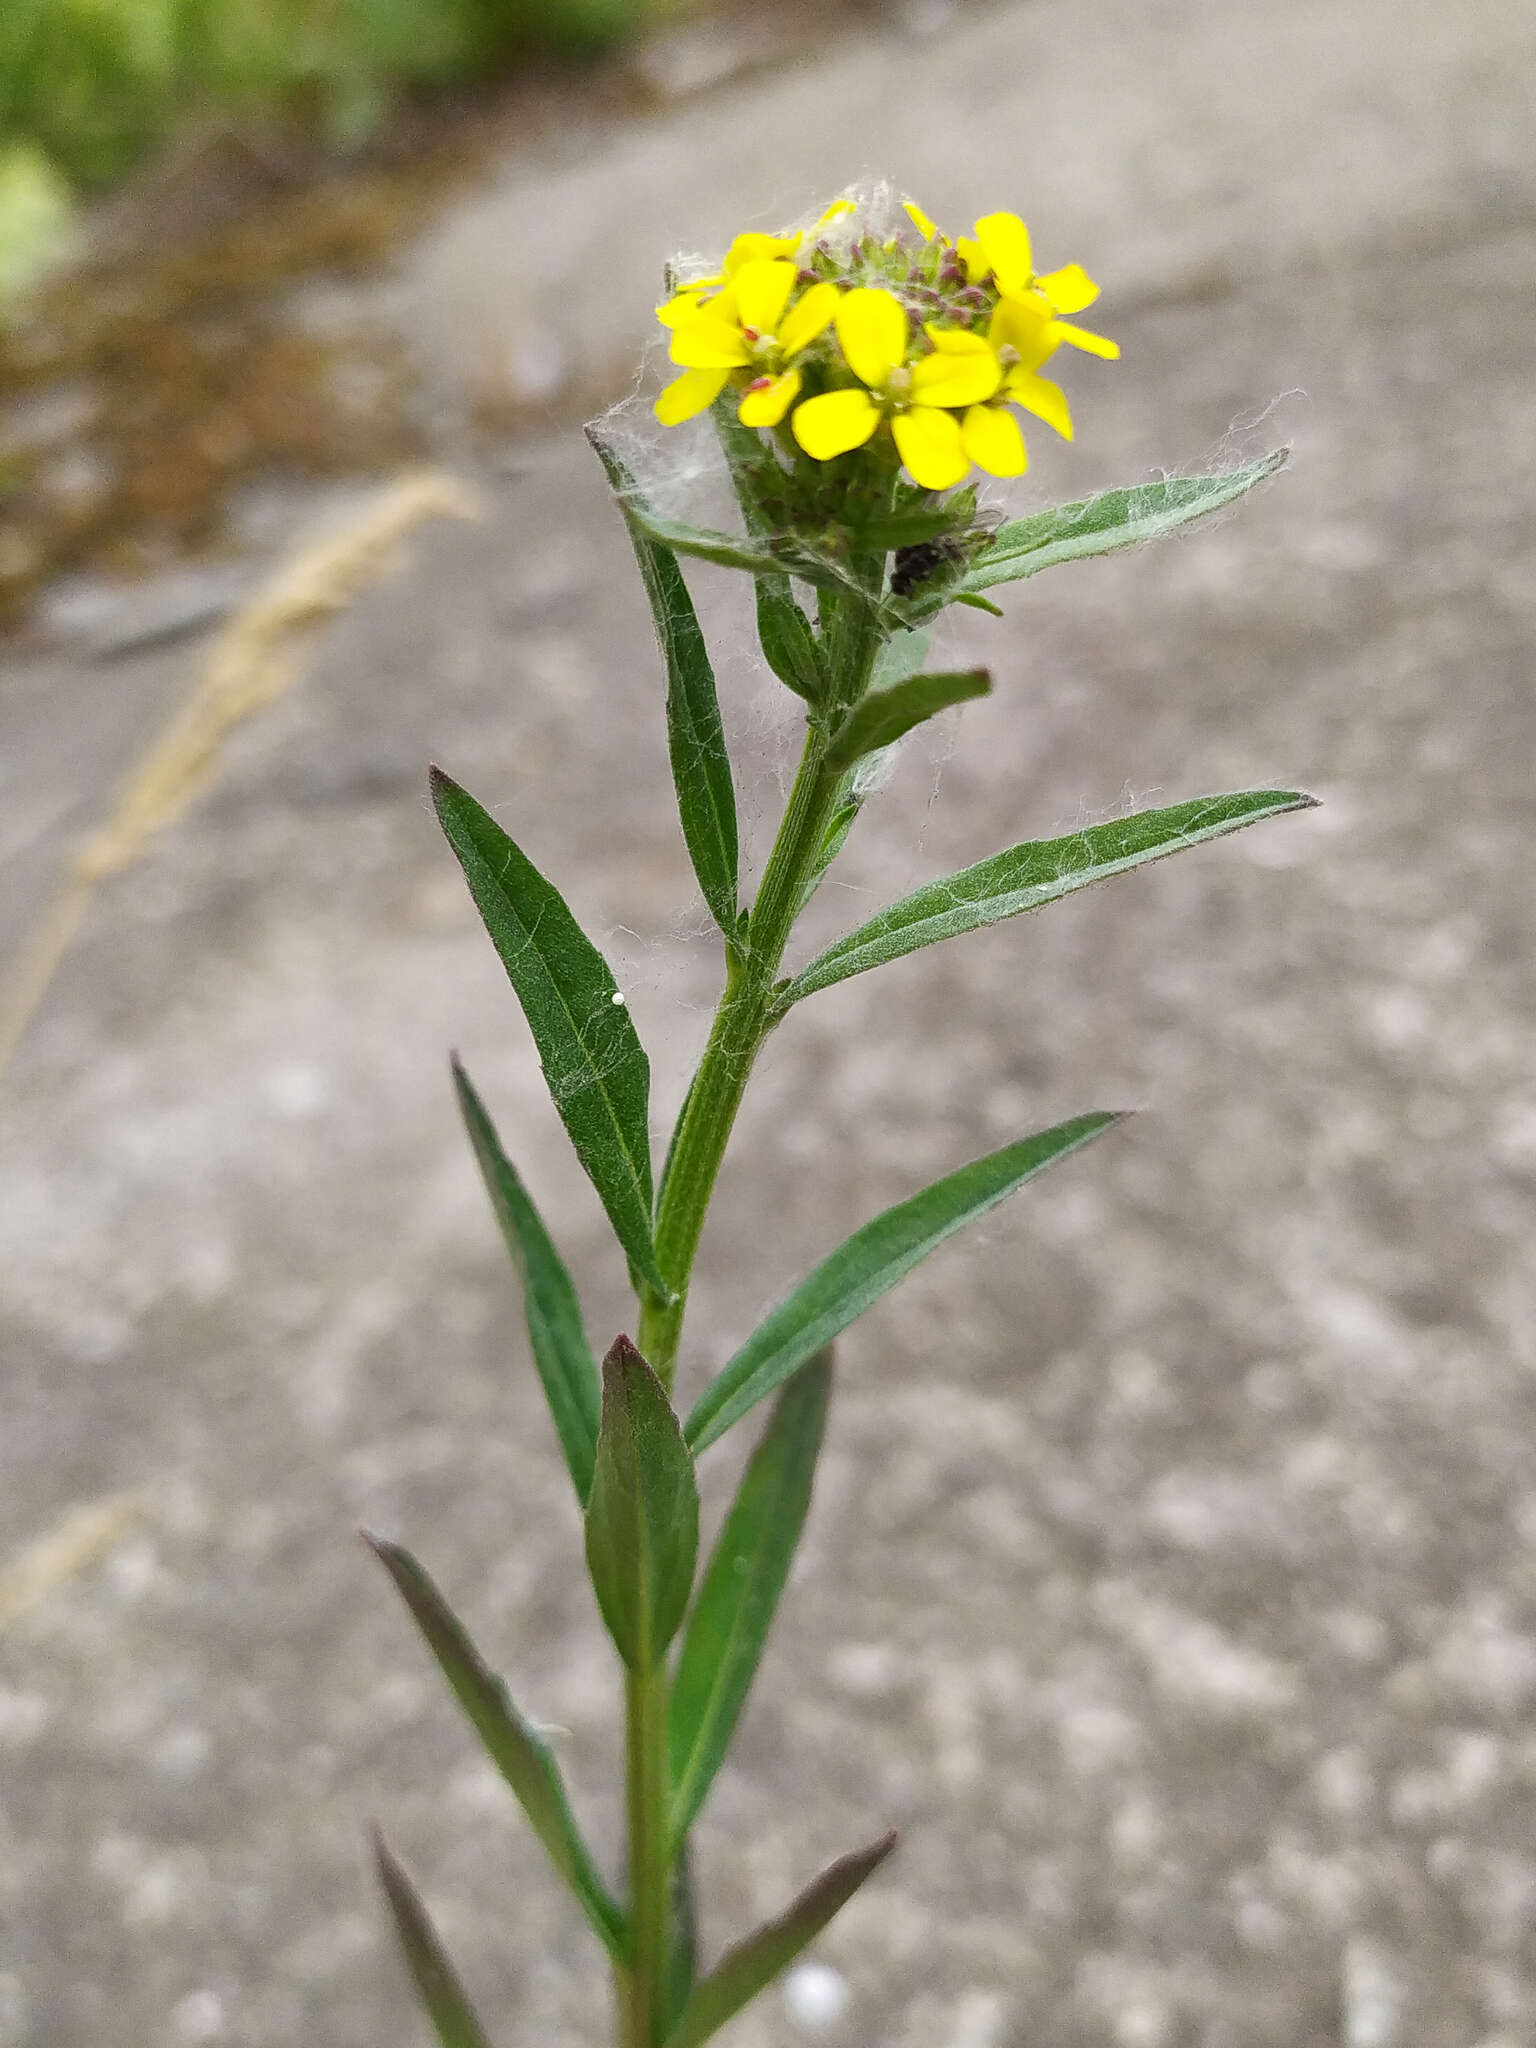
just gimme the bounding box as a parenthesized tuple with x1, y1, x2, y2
(0, 0, 656, 286)
(3, 0, 653, 188)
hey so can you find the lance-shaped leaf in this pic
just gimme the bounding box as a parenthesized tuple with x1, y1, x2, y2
(609, 494, 848, 592)
(590, 438, 739, 935)
(670, 1352, 832, 1842)
(431, 768, 664, 1295)
(755, 578, 824, 705)
(453, 1058, 600, 1503)
(685, 1116, 1121, 1454)
(783, 789, 1316, 1007)
(373, 1829, 498, 2048)
(585, 1337, 700, 1669)
(365, 1534, 626, 1957)
(956, 450, 1288, 601)
(711, 402, 826, 707)
(665, 1831, 897, 2048)
(826, 668, 991, 770)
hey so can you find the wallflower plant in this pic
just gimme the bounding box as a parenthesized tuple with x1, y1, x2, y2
(366, 186, 1311, 2048)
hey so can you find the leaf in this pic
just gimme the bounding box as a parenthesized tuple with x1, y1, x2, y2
(585, 1336, 700, 1669)
(452, 1059, 600, 1504)
(958, 451, 1288, 599)
(754, 577, 824, 704)
(825, 668, 991, 770)
(665, 1831, 897, 2048)
(670, 1351, 832, 1842)
(711, 402, 826, 707)
(590, 438, 739, 935)
(431, 768, 664, 1295)
(784, 789, 1317, 1005)
(685, 1116, 1122, 1454)
(373, 1829, 498, 2048)
(365, 1535, 626, 1958)
(796, 782, 861, 915)
(871, 625, 932, 689)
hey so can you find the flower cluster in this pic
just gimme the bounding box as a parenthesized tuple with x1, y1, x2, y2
(654, 196, 1118, 492)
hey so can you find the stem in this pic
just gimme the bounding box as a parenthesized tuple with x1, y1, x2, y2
(618, 1662, 671, 2048)
(614, 525, 889, 2045)
(637, 575, 889, 1390)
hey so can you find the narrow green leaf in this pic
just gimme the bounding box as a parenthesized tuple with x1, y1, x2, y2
(585, 1336, 700, 1668)
(685, 1116, 1122, 1454)
(452, 1058, 600, 1504)
(755, 577, 824, 704)
(431, 768, 664, 1295)
(670, 1350, 832, 1842)
(959, 451, 1288, 599)
(665, 1831, 897, 2048)
(365, 1535, 626, 1957)
(610, 495, 783, 575)
(711, 403, 826, 707)
(785, 789, 1317, 1005)
(826, 668, 991, 770)
(792, 622, 932, 912)
(590, 438, 739, 935)
(796, 782, 861, 915)
(373, 1829, 498, 2048)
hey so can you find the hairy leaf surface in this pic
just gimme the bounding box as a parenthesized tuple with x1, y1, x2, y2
(685, 1117, 1123, 1452)
(785, 789, 1316, 1004)
(432, 769, 662, 1292)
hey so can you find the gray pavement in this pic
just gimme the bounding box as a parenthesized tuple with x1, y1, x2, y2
(3, 0, 1536, 2043)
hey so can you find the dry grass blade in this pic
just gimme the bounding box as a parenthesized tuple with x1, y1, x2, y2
(0, 469, 481, 1077)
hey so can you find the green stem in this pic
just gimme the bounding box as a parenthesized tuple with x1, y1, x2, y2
(618, 545, 888, 2043)
(637, 576, 889, 1390)
(618, 1661, 671, 2047)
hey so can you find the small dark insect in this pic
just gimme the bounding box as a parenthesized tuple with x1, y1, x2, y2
(890, 535, 969, 597)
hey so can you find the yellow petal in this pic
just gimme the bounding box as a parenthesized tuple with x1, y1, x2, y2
(957, 236, 988, 283)
(988, 293, 1057, 370)
(816, 196, 857, 225)
(974, 210, 1033, 292)
(656, 285, 710, 329)
(961, 403, 1028, 477)
(738, 367, 802, 428)
(902, 197, 938, 239)
(1036, 263, 1100, 316)
(835, 287, 909, 390)
(669, 315, 752, 369)
(892, 406, 969, 490)
(732, 258, 797, 338)
(911, 332, 1001, 408)
(723, 231, 800, 272)
(778, 280, 839, 359)
(655, 366, 731, 426)
(1050, 319, 1120, 360)
(1006, 368, 1073, 440)
(791, 387, 882, 461)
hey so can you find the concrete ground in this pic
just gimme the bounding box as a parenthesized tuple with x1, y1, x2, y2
(3, 0, 1536, 2043)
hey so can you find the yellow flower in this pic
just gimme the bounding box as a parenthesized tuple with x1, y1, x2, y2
(655, 228, 804, 331)
(958, 210, 1120, 361)
(791, 288, 1000, 491)
(952, 294, 1077, 478)
(655, 259, 839, 427)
